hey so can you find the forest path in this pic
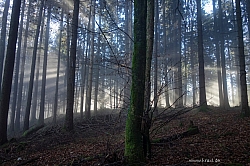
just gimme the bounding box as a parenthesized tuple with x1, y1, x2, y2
(1, 107, 250, 165)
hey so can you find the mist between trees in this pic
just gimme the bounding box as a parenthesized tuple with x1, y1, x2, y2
(0, 0, 249, 164)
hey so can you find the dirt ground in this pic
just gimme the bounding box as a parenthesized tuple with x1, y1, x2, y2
(1, 106, 250, 166)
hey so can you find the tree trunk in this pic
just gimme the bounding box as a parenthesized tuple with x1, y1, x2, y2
(162, 0, 170, 107)
(31, 9, 45, 122)
(143, 0, 154, 159)
(64, 0, 79, 131)
(212, 0, 224, 107)
(0, 0, 21, 145)
(153, 0, 159, 115)
(10, 0, 26, 132)
(23, 0, 45, 132)
(39, 4, 51, 125)
(235, 0, 250, 116)
(125, 0, 147, 164)
(0, 0, 10, 93)
(53, 9, 64, 124)
(85, 0, 95, 119)
(218, 0, 230, 108)
(196, 0, 207, 106)
(15, 0, 32, 131)
(94, 10, 101, 116)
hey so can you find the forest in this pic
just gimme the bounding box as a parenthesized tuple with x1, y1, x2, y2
(0, 0, 250, 165)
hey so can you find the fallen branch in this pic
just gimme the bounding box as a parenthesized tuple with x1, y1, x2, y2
(16, 156, 39, 166)
(152, 126, 199, 144)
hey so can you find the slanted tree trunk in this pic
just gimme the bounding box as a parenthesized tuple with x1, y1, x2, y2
(10, 0, 26, 132)
(15, 0, 32, 131)
(235, 0, 250, 116)
(0, 0, 10, 93)
(53, 9, 64, 124)
(23, 0, 45, 132)
(64, 0, 80, 131)
(196, 0, 207, 106)
(39, 3, 51, 125)
(0, 0, 21, 145)
(124, 0, 147, 164)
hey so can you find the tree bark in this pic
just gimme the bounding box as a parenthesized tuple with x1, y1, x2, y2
(235, 0, 250, 116)
(0, 0, 21, 145)
(0, 0, 10, 93)
(218, 0, 230, 108)
(125, 0, 147, 164)
(64, 0, 79, 131)
(15, 0, 32, 131)
(53, 9, 64, 124)
(23, 0, 45, 132)
(10, 0, 26, 132)
(85, 0, 95, 119)
(39, 3, 51, 125)
(196, 0, 207, 106)
(31, 9, 45, 122)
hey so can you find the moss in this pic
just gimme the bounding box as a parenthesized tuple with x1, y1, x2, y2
(199, 105, 208, 112)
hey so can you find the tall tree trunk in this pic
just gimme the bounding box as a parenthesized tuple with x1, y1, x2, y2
(15, 0, 32, 131)
(218, 0, 230, 108)
(53, 9, 64, 124)
(0, 0, 10, 93)
(10, 0, 26, 132)
(23, 0, 45, 132)
(85, 0, 95, 119)
(39, 4, 51, 125)
(162, 0, 170, 107)
(31, 9, 45, 122)
(153, 0, 159, 115)
(143, 0, 154, 158)
(177, 9, 183, 107)
(196, 0, 207, 106)
(236, 0, 250, 116)
(94, 10, 101, 116)
(64, 0, 79, 131)
(212, 0, 224, 107)
(0, 0, 21, 145)
(125, 0, 147, 163)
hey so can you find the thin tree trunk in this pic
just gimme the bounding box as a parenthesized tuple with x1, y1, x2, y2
(162, 0, 169, 107)
(31, 9, 45, 122)
(15, 0, 32, 131)
(53, 9, 64, 124)
(212, 0, 224, 107)
(39, 4, 51, 125)
(153, 0, 159, 115)
(94, 11, 101, 116)
(23, 0, 45, 132)
(85, 0, 95, 119)
(0, 0, 21, 145)
(218, 0, 230, 108)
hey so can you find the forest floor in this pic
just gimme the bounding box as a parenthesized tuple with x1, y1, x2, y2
(1, 106, 250, 166)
